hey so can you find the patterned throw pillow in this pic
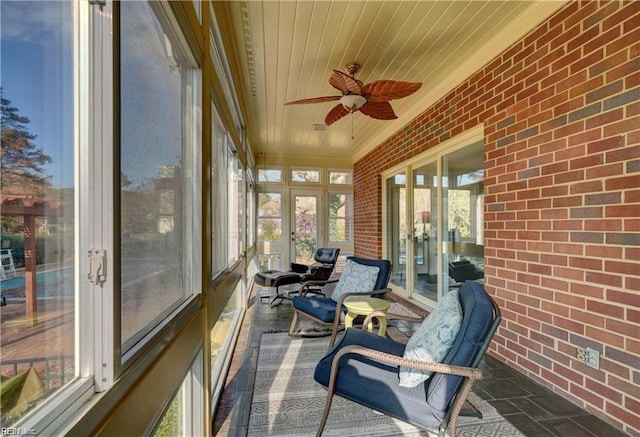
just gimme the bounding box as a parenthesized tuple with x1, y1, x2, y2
(330, 259, 380, 302)
(399, 289, 462, 387)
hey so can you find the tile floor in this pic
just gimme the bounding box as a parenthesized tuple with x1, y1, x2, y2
(212, 288, 627, 437)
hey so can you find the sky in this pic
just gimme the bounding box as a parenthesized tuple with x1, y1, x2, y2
(2, 1, 188, 191)
(1, 1, 75, 189)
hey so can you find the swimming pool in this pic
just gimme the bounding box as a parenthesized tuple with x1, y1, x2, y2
(0, 267, 74, 297)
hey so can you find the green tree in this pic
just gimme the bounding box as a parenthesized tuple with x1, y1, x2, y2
(448, 189, 471, 238)
(328, 193, 346, 241)
(0, 89, 52, 195)
(257, 193, 282, 241)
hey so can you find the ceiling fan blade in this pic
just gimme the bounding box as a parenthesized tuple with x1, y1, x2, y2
(325, 103, 350, 125)
(329, 70, 362, 95)
(362, 80, 422, 102)
(360, 100, 397, 120)
(285, 95, 341, 105)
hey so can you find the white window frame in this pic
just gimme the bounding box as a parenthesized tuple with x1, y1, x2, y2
(182, 349, 204, 436)
(20, 1, 106, 433)
(247, 177, 256, 248)
(228, 146, 240, 265)
(238, 166, 246, 256)
(17, 2, 204, 433)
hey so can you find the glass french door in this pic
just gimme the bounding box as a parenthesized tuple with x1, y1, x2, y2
(413, 162, 438, 302)
(385, 138, 485, 306)
(290, 190, 322, 265)
(385, 172, 407, 289)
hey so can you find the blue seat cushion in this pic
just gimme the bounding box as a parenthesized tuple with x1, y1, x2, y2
(292, 297, 338, 323)
(314, 328, 444, 431)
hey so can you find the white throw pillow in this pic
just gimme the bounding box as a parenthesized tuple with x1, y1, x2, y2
(330, 259, 380, 302)
(399, 289, 462, 387)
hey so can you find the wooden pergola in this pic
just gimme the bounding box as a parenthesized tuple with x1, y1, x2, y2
(1, 195, 65, 323)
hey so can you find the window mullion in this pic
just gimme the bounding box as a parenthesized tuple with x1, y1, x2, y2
(90, 0, 116, 391)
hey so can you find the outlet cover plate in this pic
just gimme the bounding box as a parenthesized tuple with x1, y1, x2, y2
(585, 347, 600, 370)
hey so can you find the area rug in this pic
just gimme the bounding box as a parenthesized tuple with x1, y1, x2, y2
(248, 332, 524, 436)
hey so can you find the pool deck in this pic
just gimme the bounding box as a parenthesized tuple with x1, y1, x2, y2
(0, 299, 74, 364)
(1, 263, 75, 372)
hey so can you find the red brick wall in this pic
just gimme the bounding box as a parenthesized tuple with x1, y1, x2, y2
(353, 2, 640, 434)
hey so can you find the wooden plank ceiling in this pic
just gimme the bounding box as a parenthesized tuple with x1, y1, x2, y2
(221, 1, 567, 165)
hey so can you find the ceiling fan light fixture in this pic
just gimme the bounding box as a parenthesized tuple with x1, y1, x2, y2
(285, 65, 421, 126)
(340, 94, 367, 111)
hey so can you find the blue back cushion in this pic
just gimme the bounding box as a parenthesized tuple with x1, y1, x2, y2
(426, 281, 495, 414)
(345, 256, 392, 291)
(330, 259, 380, 302)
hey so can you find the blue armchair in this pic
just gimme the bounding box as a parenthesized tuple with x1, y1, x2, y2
(313, 280, 501, 437)
(289, 256, 392, 347)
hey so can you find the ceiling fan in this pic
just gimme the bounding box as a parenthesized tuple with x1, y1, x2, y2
(285, 63, 422, 126)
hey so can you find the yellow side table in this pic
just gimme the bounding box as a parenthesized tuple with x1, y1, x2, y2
(343, 296, 391, 336)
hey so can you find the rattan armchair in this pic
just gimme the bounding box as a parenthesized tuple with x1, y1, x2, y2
(313, 280, 501, 437)
(289, 256, 391, 347)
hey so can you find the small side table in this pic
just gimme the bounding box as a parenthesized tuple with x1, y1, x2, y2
(343, 296, 391, 336)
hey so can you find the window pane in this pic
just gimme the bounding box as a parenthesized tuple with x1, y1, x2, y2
(413, 162, 437, 302)
(328, 193, 352, 242)
(238, 168, 245, 256)
(257, 193, 282, 242)
(228, 151, 239, 264)
(257, 168, 281, 183)
(328, 170, 352, 185)
(247, 184, 255, 247)
(120, 2, 193, 349)
(210, 285, 242, 399)
(290, 169, 320, 183)
(153, 348, 204, 437)
(257, 253, 283, 272)
(153, 384, 184, 436)
(0, 1, 76, 425)
(443, 141, 485, 284)
(293, 195, 317, 265)
(211, 108, 227, 277)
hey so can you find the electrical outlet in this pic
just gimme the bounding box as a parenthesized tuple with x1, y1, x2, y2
(585, 347, 600, 370)
(576, 346, 600, 370)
